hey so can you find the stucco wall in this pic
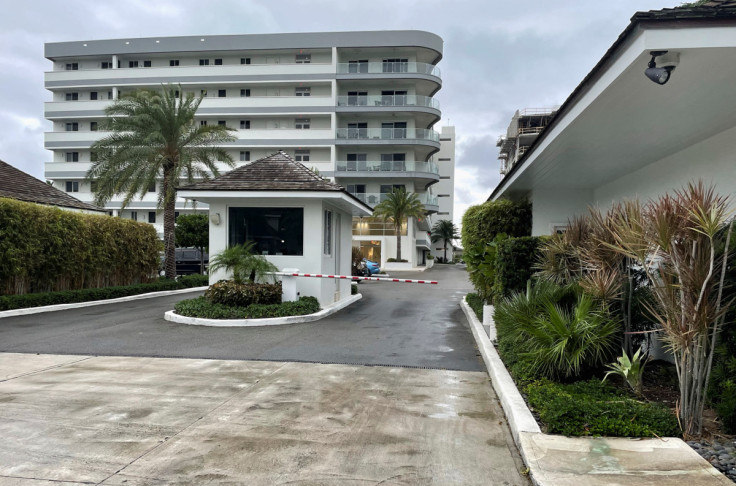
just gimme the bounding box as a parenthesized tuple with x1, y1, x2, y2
(531, 188, 592, 236)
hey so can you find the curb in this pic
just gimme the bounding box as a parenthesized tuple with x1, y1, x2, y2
(0, 286, 208, 319)
(164, 293, 362, 327)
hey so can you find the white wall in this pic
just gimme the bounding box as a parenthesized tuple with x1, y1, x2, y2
(531, 188, 592, 236)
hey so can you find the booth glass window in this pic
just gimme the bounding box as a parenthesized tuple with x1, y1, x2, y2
(228, 207, 303, 256)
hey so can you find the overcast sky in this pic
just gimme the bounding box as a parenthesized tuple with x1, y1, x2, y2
(0, 0, 681, 226)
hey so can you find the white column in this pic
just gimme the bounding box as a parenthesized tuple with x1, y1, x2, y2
(112, 55, 118, 69)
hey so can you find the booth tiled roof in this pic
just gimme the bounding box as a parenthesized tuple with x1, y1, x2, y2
(181, 151, 346, 192)
(636, 0, 736, 20)
(0, 159, 104, 212)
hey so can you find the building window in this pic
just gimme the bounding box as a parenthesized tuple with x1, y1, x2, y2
(65, 92, 79, 101)
(240, 88, 251, 97)
(323, 210, 333, 255)
(218, 120, 226, 126)
(90, 121, 98, 132)
(101, 62, 112, 69)
(382, 58, 408, 73)
(295, 87, 311, 97)
(240, 151, 250, 162)
(294, 150, 310, 162)
(107, 91, 113, 100)
(348, 60, 369, 73)
(131, 211, 138, 221)
(347, 91, 368, 106)
(129, 61, 138, 68)
(199, 59, 209, 66)
(214, 58, 223, 65)
(65, 152, 79, 162)
(148, 182, 156, 192)
(65, 181, 79, 192)
(200, 89, 207, 97)
(65, 122, 79, 132)
(295, 53, 311, 64)
(143, 60, 151, 67)
(174, 211, 180, 220)
(200, 120, 207, 126)
(169, 59, 180, 66)
(241, 58, 251, 65)
(295, 118, 310, 129)
(90, 151, 98, 162)
(439, 176, 450, 180)
(218, 89, 226, 98)
(380, 153, 406, 171)
(346, 184, 366, 195)
(148, 211, 156, 223)
(228, 207, 304, 256)
(65, 63, 78, 71)
(90, 91, 98, 100)
(240, 120, 250, 129)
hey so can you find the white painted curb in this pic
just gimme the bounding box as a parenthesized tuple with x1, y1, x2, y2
(165, 293, 362, 327)
(0, 286, 208, 319)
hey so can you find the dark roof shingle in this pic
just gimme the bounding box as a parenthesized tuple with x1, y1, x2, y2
(0, 160, 104, 212)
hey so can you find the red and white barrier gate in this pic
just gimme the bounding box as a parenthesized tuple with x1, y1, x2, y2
(272, 269, 437, 302)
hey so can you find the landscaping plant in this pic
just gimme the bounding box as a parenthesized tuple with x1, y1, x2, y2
(372, 188, 425, 261)
(603, 348, 648, 397)
(430, 219, 460, 263)
(208, 242, 279, 284)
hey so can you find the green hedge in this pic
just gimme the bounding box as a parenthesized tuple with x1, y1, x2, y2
(494, 237, 543, 297)
(525, 379, 680, 438)
(461, 199, 532, 251)
(0, 197, 161, 295)
(174, 296, 320, 319)
(177, 274, 209, 288)
(466, 292, 484, 321)
(204, 280, 282, 307)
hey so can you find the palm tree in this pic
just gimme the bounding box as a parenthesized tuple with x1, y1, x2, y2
(208, 242, 279, 284)
(430, 219, 460, 262)
(373, 188, 425, 261)
(86, 85, 236, 279)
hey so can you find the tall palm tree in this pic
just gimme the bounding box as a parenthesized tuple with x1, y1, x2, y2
(373, 188, 425, 261)
(86, 85, 236, 279)
(430, 219, 460, 262)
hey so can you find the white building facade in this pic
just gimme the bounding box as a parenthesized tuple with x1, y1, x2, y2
(43, 31, 446, 267)
(429, 125, 456, 261)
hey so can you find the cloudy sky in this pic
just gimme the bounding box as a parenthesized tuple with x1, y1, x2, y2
(0, 0, 681, 225)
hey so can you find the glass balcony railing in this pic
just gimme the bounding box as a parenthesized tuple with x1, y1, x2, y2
(335, 128, 440, 142)
(336, 62, 441, 77)
(336, 95, 440, 110)
(335, 160, 439, 174)
(349, 192, 438, 208)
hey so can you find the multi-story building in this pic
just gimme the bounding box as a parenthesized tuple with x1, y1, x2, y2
(43, 31, 445, 267)
(496, 108, 558, 176)
(429, 125, 456, 260)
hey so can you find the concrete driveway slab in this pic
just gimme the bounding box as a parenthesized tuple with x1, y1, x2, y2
(0, 354, 529, 485)
(0, 353, 89, 382)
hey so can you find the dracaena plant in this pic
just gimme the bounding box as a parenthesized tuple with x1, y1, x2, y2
(603, 348, 648, 397)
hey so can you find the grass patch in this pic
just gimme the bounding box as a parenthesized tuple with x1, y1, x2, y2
(175, 296, 320, 319)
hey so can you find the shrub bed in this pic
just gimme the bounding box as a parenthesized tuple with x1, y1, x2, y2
(493, 236, 543, 297)
(0, 278, 201, 311)
(175, 296, 320, 319)
(465, 292, 484, 321)
(524, 379, 680, 437)
(204, 280, 282, 307)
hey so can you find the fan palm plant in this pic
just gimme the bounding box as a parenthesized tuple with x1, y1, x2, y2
(372, 188, 425, 261)
(85, 85, 236, 279)
(430, 219, 460, 262)
(208, 242, 279, 284)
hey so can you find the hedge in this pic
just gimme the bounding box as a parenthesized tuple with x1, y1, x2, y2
(465, 292, 484, 321)
(494, 236, 543, 297)
(205, 280, 282, 307)
(174, 296, 320, 319)
(0, 198, 161, 295)
(460, 199, 532, 251)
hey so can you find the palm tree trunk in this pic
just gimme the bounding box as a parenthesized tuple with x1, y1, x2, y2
(396, 223, 402, 261)
(163, 167, 176, 280)
(443, 240, 448, 262)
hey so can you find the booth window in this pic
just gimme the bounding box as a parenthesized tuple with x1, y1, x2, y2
(323, 210, 332, 255)
(229, 207, 303, 256)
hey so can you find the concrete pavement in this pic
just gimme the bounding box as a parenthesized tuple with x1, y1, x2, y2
(0, 353, 530, 485)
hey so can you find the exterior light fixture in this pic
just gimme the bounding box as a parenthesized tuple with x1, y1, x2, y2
(210, 212, 221, 225)
(645, 50, 675, 85)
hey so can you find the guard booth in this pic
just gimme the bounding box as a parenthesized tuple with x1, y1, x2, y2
(179, 151, 372, 307)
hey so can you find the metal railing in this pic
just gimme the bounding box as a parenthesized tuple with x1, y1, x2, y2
(336, 128, 440, 142)
(336, 95, 439, 109)
(349, 192, 438, 207)
(518, 126, 545, 135)
(336, 61, 441, 77)
(335, 160, 439, 174)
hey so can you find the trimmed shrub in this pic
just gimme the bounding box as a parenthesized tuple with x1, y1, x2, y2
(525, 379, 680, 438)
(0, 197, 160, 295)
(351, 283, 358, 295)
(386, 258, 408, 262)
(177, 274, 209, 288)
(204, 280, 282, 307)
(174, 296, 320, 319)
(0, 279, 184, 311)
(461, 199, 532, 251)
(466, 292, 484, 321)
(493, 236, 543, 297)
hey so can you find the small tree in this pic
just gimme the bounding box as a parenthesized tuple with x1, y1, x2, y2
(373, 188, 425, 261)
(208, 242, 279, 284)
(430, 219, 460, 262)
(175, 213, 209, 274)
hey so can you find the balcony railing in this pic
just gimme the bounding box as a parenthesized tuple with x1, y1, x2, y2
(336, 160, 439, 174)
(336, 128, 440, 142)
(336, 62, 441, 77)
(336, 95, 439, 110)
(349, 192, 438, 208)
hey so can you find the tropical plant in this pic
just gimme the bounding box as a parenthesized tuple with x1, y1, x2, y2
(603, 348, 648, 397)
(372, 188, 425, 261)
(86, 85, 236, 279)
(430, 219, 460, 262)
(604, 182, 733, 437)
(464, 234, 506, 303)
(175, 213, 209, 274)
(208, 242, 279, 285)
(351, 246, 364, 276)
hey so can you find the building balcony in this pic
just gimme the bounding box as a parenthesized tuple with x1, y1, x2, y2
(336, 95, 439, 109)
(335, 128, 440, 142)
(349, 192, 439, 212)
(336, 62, 440, 78)
(334, 160, 439, 187)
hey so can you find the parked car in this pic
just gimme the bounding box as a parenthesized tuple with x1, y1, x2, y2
(175, 248, 208, 275)
(362, 258, 380, 276)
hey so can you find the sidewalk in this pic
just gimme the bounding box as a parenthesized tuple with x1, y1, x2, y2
(461, 297, 732, 486)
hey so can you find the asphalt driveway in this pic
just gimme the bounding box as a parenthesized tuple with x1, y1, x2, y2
(0, 265, 482, 371)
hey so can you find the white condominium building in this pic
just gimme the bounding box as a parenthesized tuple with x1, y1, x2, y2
(43, 30, 450, 267)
